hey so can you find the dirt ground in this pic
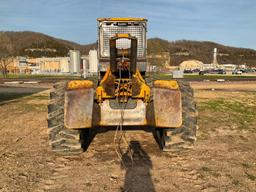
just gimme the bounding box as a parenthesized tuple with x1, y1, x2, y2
(0, 81, 255, 192)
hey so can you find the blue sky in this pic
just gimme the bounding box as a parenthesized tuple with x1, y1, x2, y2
(0, 0, 256, 49)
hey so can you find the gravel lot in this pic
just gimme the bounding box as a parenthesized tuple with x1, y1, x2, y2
(0, 81, 255, 192)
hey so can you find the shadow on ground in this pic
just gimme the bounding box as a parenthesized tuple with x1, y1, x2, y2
(121, 141, 155, 192)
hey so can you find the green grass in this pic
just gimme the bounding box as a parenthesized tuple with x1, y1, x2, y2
(0, 92, 48, 105)
(0, 92, 34, 103)
(0, 74, 80, 79)
(1, 94, 48, 110)
(147, 73, 256, 81)
(1, 72, 256, 80)
(199, 99, 256, 131)
(0, 92, 47, 113)
(183, 74, 256, 79)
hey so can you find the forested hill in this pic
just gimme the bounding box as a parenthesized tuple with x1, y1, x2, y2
(0, 31, 255, 66)
(148, 38, 256, 66)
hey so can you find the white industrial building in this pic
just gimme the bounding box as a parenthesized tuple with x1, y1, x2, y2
(88, 50, 98, 74)
(69, 50, 81, 74)
(11, 49, 98, 76)
(81, 55, 89, 78)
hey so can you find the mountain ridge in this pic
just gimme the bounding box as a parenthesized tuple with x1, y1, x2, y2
(0, 31, 255, 66)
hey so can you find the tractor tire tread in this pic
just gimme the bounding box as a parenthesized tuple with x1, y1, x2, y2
(162, 80, 198, 152)
(47, 81, 83, 155)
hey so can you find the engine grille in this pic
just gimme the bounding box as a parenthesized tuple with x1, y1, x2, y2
(100, 24, 146, 58)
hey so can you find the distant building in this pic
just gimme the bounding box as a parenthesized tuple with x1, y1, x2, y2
(35, 57, 70, 74)
(4, 49, 99, 75)
(89, 50, 98, 74)
(81, 55, 89, 78)
(221, 64, 236, 71)
(7, 57, 35, 74)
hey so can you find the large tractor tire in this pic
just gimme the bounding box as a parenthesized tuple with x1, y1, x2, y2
(47, 81, 85, 155)
(155, 80, 198, 152)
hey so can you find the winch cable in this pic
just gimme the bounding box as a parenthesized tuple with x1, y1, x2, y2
(118, 68, 133, 165)
(113, 52, 134, 168)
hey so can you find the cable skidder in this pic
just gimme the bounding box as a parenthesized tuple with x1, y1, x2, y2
(47, 18, 197, 155)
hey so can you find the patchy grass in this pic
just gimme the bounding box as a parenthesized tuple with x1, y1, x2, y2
(27, 95, 49, 100)
(26, 103, 47, 112)
(0, 93, 49, 103)
(184, 74, 256, 80)
(242, 163, 251, 168)
(0, 92, 34, 103)
(232, 180, 240, 186)
(13, 103, 47, 113)
(198, 99, 256, 131)
(200, 166, 221, 178)
(201, 166, 211, 172)
(245, 172, 256, 181)
(0, 92, 48, 112)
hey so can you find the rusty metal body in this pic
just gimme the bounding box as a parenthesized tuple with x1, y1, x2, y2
(152, 80, 182, 128)
(64, 79, 182, 129)
(63, 18, 182, 132)
(99, 100, 147, 126)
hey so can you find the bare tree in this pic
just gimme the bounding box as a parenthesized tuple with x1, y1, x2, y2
(0, 56, 14, 78)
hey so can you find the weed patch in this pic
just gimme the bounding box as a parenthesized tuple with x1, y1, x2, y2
(232, 180, 240, 185)
(0, 93, 33, 103)
(245, 172, 256, 181)
(26, 95, 49, 100)
(10, 102, 47, 113)
(198, 99, 256, 131)
(200, 166, 221, 178)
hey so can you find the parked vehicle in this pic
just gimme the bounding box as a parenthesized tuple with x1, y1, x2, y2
(232, 70, 242, 75)
(183, 69, 193, 73)
(192, 69, 200, 73)
(199, 69, 226, 75)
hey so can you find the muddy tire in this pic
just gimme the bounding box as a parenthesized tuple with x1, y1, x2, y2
(155, 80, 198, 152)
(47, 81, 84, 155)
